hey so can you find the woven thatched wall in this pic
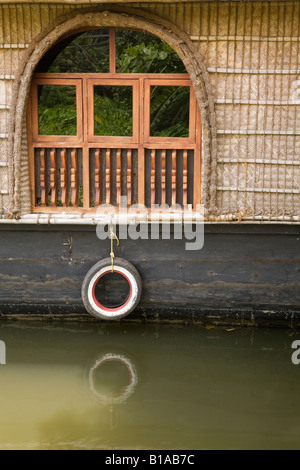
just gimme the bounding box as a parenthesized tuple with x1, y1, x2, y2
(0, 1, 299, 221)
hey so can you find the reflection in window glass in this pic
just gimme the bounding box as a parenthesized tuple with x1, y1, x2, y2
(38, 85, 77, 135)
(44, 30, 110, 73)
(116, 30, 187, 74)
(150, 86, 190, 137)
(94, 86, 133, 136)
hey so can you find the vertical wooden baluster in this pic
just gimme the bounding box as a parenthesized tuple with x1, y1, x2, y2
(161, 149, 166, 205)
(95, 149, 101, 206)
(71, 149, 78, 206)
(105, 148, 111, 205)
(60, 148, 67, 206)
(150, 149, 156, 205)
(183, 150, 188, 207)
(127, 149, 132, 206)
(40, 148, 46, 206)
(138, 148, 145, 206)
(50, 148, 57, 206)
(171, 149, 177, 207)
(116, 148, 121, 206)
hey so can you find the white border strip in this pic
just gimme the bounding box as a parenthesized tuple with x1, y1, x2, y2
(217, 130, 300, 136)
(217, 187, 300, 194)
(0, 44, 29, 49)
(216, 99, 297, 106)
(0, 213, 299, 225)
(218, 158, 300, 166)
(191, 35, 300, 43)
(208, 67, 300, 75)
(0, 75, 15, 80)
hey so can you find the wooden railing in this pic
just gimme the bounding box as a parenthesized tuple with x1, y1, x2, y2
(35, 147, 82, 208)
(29, 74, 201, 213)
(33, 146, 196, 211)
(145, 148, 194, 207)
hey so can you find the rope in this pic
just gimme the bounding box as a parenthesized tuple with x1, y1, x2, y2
(110, 226, 119, 272)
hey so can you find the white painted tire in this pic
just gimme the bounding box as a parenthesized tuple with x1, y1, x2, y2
(81, 257, 142, 320)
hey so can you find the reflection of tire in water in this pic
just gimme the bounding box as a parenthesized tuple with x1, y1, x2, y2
(88, 353, 138, 405)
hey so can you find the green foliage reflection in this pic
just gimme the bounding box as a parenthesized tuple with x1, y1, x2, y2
(94, 86, 133, 137)
(37, 29, 189, 138)
(116, 30, 187, 74)
(48, 30, 110, 73)
(38, 85, 77, 136)
(150, 86, 190, 137)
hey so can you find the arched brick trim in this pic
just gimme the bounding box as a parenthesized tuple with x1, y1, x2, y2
(7, 6, 217, 217)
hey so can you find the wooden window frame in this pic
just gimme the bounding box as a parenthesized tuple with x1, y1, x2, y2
(87, 77, 140, 144)
(143, 78, 196, 145)
(31, 78, 83, 143)
(28, 74, 201, 212)
(28, 25, 202, 213)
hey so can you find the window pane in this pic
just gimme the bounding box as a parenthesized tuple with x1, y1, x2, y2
(94, 85, 133, 137)
(150, 86, 190, 137)
(38, 85, 77, 136)
(38, 30, 110, 73)
(116, 30, 187, 74)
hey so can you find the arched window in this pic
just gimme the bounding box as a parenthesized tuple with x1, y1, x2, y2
(27, 29, 201, 211)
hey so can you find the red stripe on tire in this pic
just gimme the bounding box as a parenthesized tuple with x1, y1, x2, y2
(92, 269, 133, 312)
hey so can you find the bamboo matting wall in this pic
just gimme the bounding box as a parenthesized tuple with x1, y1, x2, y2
(0, 1, 299, 221)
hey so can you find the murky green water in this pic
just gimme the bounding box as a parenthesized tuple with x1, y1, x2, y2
(0, 321, 300, 450)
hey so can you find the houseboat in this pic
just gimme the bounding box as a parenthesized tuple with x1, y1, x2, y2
(0, 0, 299, 326)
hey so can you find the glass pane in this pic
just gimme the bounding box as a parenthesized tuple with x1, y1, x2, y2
(38, 85, 77, 136)
(39, 29, 110, 73)
(94, 85, 133, 137)
(116, 30, 187, 74)
(150, 86, 190, 137)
